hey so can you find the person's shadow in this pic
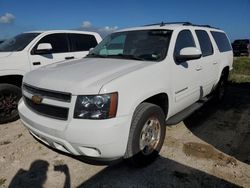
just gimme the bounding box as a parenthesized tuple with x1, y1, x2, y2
(9, 160, 49, 188)
(54, 164, 71, 188)
(9, 160, 71, 188)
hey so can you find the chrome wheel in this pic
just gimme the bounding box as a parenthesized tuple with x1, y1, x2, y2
(139, 117, 161, 155)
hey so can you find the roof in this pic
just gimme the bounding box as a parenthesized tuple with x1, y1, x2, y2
(24, 30, 100, 35)
(116, 22, 223, 33)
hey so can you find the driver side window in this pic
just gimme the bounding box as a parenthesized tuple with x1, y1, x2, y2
(174, 30, 196, 55)
(33, 33, 69, 54)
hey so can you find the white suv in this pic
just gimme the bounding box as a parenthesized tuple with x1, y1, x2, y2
(0, 30, 102, 123)
(18, 23, 233, 166)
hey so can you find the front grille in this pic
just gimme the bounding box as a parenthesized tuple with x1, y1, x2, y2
(23, 83, 71, 102)
(24, 97, 69, 120)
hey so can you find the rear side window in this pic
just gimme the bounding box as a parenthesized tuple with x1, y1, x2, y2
(174, 30, 196, 54)
(70, 34, 97, 52)
(36, 33, 69, 53)
(195, 30, 213, 57)
(211, 31, 232, 52)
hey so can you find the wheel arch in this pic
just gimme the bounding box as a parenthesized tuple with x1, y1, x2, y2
(220, 66, 230, 80)
(0, 75, 23, 88)
(134, 92, 169, 119)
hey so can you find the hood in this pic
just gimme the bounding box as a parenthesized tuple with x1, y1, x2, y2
(24, 58, 153, 95)
(0, 52, 12, 58)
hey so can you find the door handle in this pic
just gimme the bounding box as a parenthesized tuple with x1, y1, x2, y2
(213, 62, 218, 65)
(33, 62, 41, 66)
(65, 56, 74, 60)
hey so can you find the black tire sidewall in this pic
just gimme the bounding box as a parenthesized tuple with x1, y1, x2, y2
(213, 71, 228, 102)
(125, 103, 166, 166)
(0, 84, 22, 124)
(217, 77, 227, 101)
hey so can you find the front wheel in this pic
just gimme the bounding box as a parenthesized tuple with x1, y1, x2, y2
(124, 103, 166, 166)
(0, 84, 22, 124)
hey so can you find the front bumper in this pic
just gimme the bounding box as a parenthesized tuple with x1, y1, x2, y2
(18, 99, 132, 159)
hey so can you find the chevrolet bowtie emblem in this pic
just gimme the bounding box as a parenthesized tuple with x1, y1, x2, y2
(31, 95, 43, 104)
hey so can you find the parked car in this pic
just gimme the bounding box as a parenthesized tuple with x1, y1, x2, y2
(232, 39, 250, 56)
(0, 30, 102, 124)
(18, 22, 233, 166)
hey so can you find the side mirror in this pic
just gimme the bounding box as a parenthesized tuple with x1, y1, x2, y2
(175, 47, 202, 62)
(89, 48, 94, 53)
(35, 43, 53, 54)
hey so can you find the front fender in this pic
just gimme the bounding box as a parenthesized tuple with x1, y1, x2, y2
(99, 62, 173, 118)
(0, 69, 26, 77)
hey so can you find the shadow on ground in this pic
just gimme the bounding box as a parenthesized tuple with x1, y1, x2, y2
(9, 160, 49, 188)
(78, 157, 239, 188)
(9, 160, 71, 188)
(185, 82, 250, 164)
(9, 158, 240, 188)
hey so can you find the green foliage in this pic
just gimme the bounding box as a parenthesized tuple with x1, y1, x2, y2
(230, 57, 250, 83)
(233, 57, 250, 75)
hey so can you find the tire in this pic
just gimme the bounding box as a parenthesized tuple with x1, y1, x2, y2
(0, 84, 22, 124)
(214, 72, 228, 101)
(124, 102, 166, 166)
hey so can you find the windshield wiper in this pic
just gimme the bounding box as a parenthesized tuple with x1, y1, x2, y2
(86, 53, 145, 61)
(107, 54, 145, 61)
(86, 53, 108, 58)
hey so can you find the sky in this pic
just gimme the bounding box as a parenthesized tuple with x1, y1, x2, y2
(0, 0, 249, 41)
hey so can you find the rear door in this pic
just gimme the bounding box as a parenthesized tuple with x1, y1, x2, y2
(194, 30, 217, 96)
(69, 33, 98, 59)
(210, 31, 233, 78)
(29, 33, 75, 70)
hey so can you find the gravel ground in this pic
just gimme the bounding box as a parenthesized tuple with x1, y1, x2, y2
(0, 83, 250, 188)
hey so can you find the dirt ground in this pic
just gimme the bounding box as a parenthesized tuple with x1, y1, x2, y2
(0, 82, 250, 188)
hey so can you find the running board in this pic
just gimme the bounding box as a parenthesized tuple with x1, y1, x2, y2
(165, 98, 209, 125)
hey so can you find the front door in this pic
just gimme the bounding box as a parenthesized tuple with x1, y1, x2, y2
(29, 33, 74, 70)
(172, 30, 201, 113)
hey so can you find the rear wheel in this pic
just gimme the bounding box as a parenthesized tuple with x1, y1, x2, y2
(124, 102, 166, 166)
(214, 72, 228, 101)
(0, 84, 22, 124)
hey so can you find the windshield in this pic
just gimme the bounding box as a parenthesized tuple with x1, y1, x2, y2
(87, 29, 172, 62)
(0, 33, 40, 52)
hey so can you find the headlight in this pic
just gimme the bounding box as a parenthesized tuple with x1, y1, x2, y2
(74, 92, 118, 119)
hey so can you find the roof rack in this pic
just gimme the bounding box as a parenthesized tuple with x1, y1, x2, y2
(144, 22, 219, 29)
(183, 23, 219, 29)
(144, 22, 192, 27)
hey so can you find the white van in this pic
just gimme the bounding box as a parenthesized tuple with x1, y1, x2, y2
(0, 30, 102, 123)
